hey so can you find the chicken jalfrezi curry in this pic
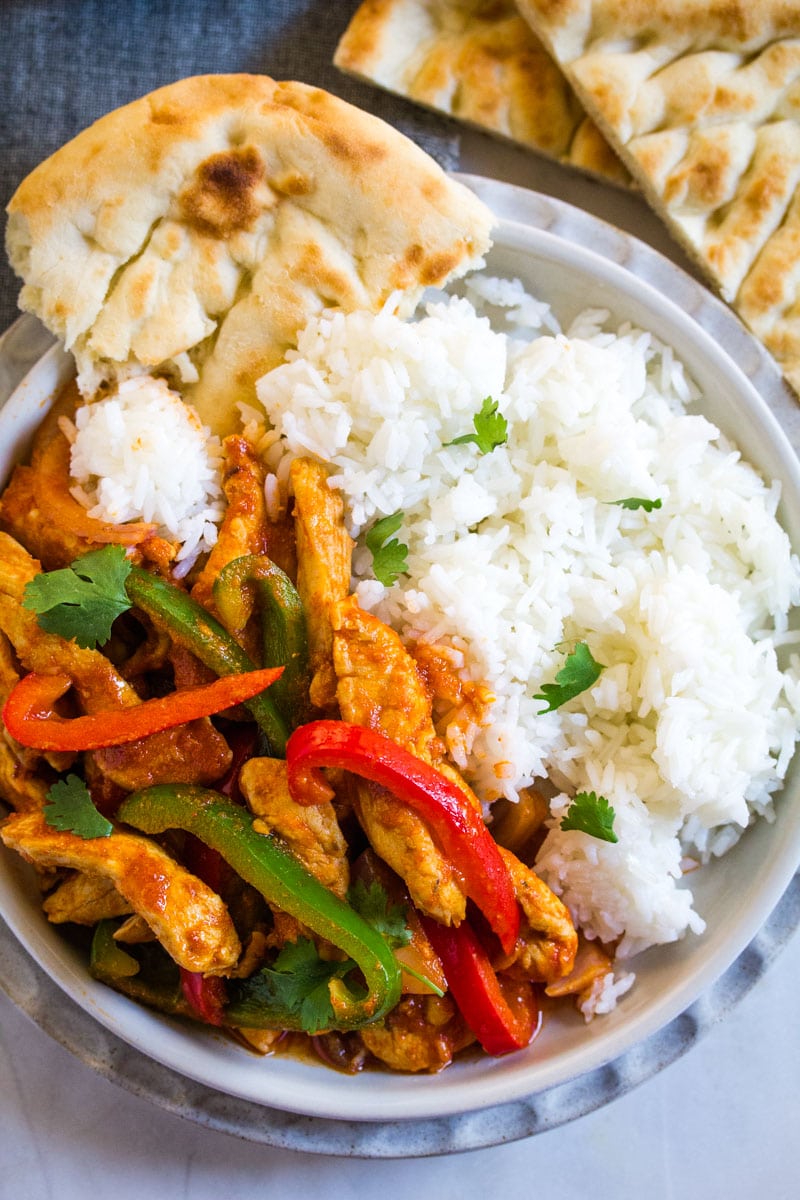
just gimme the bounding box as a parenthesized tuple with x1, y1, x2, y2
(0, 379, 612, 1072)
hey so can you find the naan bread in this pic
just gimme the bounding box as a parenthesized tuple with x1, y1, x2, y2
(516, 0, 800, 394)
(6, 74, 493, 433)
(334, 0, 628, 185)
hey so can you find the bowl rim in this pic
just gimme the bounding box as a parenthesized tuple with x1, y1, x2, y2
(1, 205, 799, 1126)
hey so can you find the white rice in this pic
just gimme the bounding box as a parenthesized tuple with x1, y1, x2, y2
(68, 376, 225, 576)
(255, 280, 800, 973)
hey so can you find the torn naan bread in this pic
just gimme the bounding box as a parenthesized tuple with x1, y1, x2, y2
(334, 0, 628, 185)
(5, 73, 493, 434)
(516, 0, 800, 394)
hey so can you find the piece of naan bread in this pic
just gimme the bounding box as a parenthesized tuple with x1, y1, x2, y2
(5, 74, 493, 434)
(334, 0, 628, 186)
(516, 0, 800, 394)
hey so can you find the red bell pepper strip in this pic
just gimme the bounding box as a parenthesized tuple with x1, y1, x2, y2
(179, 968, 228, 1026)
(284, 720, 520, 956)
(3, 666, 283, 752)
(420, 916, 538, 1057)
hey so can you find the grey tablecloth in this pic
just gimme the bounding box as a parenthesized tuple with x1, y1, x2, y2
(0, 0, 461, 334)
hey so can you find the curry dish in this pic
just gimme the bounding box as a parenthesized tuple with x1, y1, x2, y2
(0, 376, 616, 1074)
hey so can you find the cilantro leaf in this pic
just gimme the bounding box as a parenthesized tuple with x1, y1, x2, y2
(229, 886, 446, 1029)
(560, 791, 618, 843)
(23, 545, 133, 648)
(348, 878, 412, 950)
(265, 939, 354, 1033)
(612, 497, 662, 512)
(43, 775, 113, 839)
(446, 396, 508, 455)
(365, 512, 409, 587)
(228, 937, 356, 1033)
(534, 641, 604, 713)
(348, 879, 443, 995)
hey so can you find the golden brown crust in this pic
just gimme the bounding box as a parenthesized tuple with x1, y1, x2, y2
(517, 0, 800, 393)
(520, 0, 800, 59)
(334, 0, 629, 185)
(6, 74, 493, 434)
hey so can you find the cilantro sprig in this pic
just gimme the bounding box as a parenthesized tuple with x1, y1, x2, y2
(365, 512, 409, 587)
(446, 396, 508, 455)
(43, 775, 113, 840)
(349, 879, 443, 995)
(560, 791, 618, 843)
(347, 878, 411, 948)
(22, 545, 133, 649)
(534, 641, 604, 713)
(229, 880, 442, 1032)
(611, 497, 662, 512)
(236, 937, 358, 1034)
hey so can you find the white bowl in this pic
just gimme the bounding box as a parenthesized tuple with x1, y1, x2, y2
(1, 213, 799, 1125)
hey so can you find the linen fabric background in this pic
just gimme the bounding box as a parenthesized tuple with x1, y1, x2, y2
(0, 0, 461, 334)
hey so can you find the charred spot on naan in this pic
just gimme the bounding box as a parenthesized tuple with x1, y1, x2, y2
(180, 147, 274, 236)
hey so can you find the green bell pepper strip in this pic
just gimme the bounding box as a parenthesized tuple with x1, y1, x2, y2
(116, 785, 403, 1031)
(213, 555, 311, 730)
(125, 565, 289, 755)
(90, 918, 193, 1017)
(90, 919, 140, 979)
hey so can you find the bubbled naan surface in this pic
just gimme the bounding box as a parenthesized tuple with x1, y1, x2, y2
(5, 74, 493, 434)
(334, 0, 629, 185)
(516, 0, 800, 394)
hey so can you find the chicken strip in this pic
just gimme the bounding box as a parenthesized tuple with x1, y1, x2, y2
(42, 871, 133, 925)
(497, 846, 577, 984)
(544, 935, 615, 1009)
(333, 595, 443, 760)
(239, 756, 349, 899)
(112, 914, 156, 943)
(191, 435, 269, 618)
(333, 595, 576, 966)
(411, 641, 495, 785)
(360, 993, 469, 1073)
(290, 458, 353, 713)
(0, 741, 49, 813)
(1, 809, 241, 973)
(333, 596, 486, 808)
(0, 626, 19, 701)
(332, 594, 470, 926)
(345, 779, 466, 927)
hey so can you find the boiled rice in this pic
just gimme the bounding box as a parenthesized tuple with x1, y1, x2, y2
(68, 376, 224, 575)
(255, 280, 800, 974)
